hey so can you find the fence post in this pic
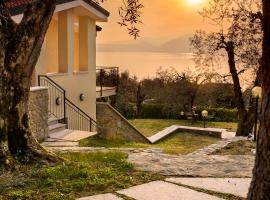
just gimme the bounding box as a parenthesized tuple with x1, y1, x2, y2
(64, 91, 67, 124)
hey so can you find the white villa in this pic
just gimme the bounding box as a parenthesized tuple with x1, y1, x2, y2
(7, 0, 120, 143)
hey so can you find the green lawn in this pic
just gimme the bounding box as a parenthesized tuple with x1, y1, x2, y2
(0, 152, 162, 200)
(80, 132, 220, 155)
(80, 119, 237, 154)
(129, 119, 238, 137)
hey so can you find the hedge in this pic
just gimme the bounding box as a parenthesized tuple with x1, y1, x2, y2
(140, 104, 238, 122)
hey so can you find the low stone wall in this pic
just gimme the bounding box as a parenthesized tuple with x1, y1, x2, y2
(28, 87, 49, 142)
(96, 102, 149, 143)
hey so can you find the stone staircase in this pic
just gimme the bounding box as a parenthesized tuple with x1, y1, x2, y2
(43, 115, 98, 147)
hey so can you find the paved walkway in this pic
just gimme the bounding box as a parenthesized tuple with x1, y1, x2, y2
(128, 153, 254, 177)
(166, 178, 251, 198)
(77, 178, 251, 200)
(127, 137, 254, 177)
(49, 135, 254, 199)
(50, 136, 254, 177)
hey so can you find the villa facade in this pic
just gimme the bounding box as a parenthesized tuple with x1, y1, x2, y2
(4, 0, 122, 144)
(8, 0, 116, 122)
(6, 0, 148, 146)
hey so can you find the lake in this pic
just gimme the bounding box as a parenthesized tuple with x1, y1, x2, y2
(97, 51, 203, 79)
(96, 51, 254, 88)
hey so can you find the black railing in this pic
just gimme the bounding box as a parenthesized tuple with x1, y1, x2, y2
(66, 98, 97, 132)
(96, 66, 119, 97)
(38, 75, 97, 132)
(38, 75, 66, 121)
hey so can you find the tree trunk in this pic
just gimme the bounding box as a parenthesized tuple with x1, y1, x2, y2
(226, 42, 249, 136)
(136, 84, 145, 117)
(0, 0, 60, 165)
(248, 0, 270, 198)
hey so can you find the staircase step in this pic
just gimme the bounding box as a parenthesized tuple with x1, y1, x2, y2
(47, 129, 73, 141)
(48, 117, 59, 126)
(61, 131, 98, 141)
(42, 141, 79, 147)
(49, 123, 67, 134)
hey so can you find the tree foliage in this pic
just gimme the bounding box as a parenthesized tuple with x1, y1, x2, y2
(191, 0, 263, 136)
(112, 68, 235, 119)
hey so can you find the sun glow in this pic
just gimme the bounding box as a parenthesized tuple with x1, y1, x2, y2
(187, 0, 203, 6)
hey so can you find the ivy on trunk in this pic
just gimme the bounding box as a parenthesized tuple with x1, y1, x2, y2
(0, 0, 59, 166)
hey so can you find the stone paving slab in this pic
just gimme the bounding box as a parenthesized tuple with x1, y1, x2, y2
(62, 130, 98, 141)
(166, 178, 251, 198)
(77, 193, 123, 200)
(117, 181, 223, 200)
(128, 153, 254, 177)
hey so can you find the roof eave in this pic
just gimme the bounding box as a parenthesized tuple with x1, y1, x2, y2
(8, 0, 110, 21)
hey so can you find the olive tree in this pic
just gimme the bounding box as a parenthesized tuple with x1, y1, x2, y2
(191, 0, 262, 136)
(0, 0, 142, 167)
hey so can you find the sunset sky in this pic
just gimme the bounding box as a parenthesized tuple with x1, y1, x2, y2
(97, 0, 215, 44)
(96, 0, 228, 81)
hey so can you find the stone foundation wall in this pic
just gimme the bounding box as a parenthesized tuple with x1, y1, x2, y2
(96, 102, 149, 143)
(28, 87, 49, 142)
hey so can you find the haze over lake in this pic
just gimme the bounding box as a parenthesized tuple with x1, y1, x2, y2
(97, 51, 197, 79)
(96, 36, 228, 80)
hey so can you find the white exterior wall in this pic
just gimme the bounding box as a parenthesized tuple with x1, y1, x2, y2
(33, 7, 102, 120)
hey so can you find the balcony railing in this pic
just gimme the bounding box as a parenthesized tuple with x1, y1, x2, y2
(96, 66, 119, 97)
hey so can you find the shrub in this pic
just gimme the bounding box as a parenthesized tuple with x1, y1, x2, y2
(141, 104, 164, 119)
(139, 104, 238, 122)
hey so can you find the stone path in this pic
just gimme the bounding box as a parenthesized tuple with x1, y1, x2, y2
(51, 148, 254, 177)
(188, 136, 246, 156)
(50, 137, 254, 177)
(48, 133, 254, 199)
(126, 137, 254, 177)
(166, 178, 251, 198)
(128, 153, 254, 177)
(77, 178, 252, 200)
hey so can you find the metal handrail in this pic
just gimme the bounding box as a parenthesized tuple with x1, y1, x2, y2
(38, 75, 66, 92)
(38, 75, 97, 132)
(65, 98, 96, 123)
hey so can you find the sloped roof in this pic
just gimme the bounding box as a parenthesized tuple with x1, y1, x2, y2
(6, 0, 110, 17)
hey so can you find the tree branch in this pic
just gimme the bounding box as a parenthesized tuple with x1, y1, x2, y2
(4, 0, 56, 78)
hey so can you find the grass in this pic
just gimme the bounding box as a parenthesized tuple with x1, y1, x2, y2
(80, 119, 229, 155)
(0, 151, 162, 200)
(80, 132, 220, 155)
(213, 140, 256, 155)
(129, 119, 237, 137)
